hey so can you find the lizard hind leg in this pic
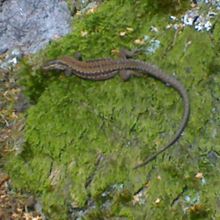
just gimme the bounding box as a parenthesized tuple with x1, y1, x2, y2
(119, 48, 140, 59)
(119, 48, 144, 80)
(119, 70, 133, 81)
(119, 68, 144, 80)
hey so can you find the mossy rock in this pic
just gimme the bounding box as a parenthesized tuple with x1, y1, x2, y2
(5, 0, 220, 219)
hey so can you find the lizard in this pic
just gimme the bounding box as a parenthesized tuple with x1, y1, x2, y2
(43, 50, 190, 169)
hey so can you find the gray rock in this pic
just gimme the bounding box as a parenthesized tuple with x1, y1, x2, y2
(0, 0, 71, 54)
(14, 93, 30, 113)
(207, 151, 219, 164)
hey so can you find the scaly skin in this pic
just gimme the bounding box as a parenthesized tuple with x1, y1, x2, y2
(43, 56, 190, 169)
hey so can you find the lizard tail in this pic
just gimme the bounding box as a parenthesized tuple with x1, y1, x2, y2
(133, 62, 190, 169)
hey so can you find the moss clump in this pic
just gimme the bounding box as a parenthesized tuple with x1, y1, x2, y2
(5, 0, 220, 219)
(147, 0, 189, 14)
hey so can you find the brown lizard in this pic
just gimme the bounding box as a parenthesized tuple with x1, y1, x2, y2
(43, 52, 190, 169)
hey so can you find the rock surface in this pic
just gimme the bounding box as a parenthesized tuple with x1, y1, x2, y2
(0, 0, 71, 54)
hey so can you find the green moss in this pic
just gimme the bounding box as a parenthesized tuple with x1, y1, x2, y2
(147, 0, 189, 14)
(5, 0, 220, 219)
